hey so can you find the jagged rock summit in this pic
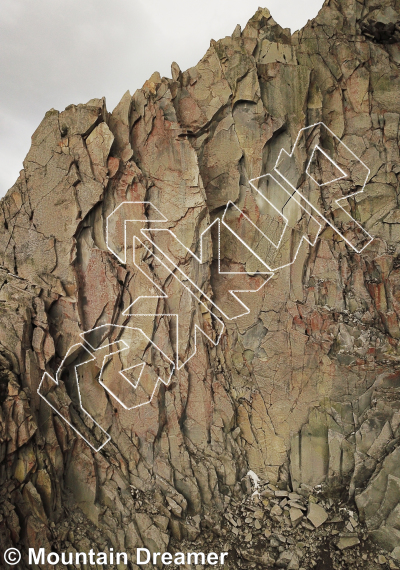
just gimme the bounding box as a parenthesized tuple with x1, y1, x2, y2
(1, 0, 400, 568)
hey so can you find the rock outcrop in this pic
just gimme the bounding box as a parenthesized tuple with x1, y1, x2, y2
(1, 0, 400, 568)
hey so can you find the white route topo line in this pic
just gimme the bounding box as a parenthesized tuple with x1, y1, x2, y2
(272, 122, 373, 253)
(38, 122, 374, 451)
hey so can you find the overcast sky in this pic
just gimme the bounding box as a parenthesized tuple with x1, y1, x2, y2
(0, 0, 323, 197)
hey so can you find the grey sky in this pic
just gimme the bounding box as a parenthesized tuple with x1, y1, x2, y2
(0, 0, 324, 197)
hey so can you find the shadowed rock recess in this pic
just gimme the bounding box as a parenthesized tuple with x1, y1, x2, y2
(1, 0, 400, 568)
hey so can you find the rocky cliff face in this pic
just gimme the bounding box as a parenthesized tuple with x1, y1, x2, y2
(1, 0, 400, 568)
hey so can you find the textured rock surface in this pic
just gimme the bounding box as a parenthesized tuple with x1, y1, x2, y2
(1, 0, 400, 568)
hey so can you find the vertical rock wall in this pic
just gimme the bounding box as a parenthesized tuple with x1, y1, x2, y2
(1, 0, 400, 566)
